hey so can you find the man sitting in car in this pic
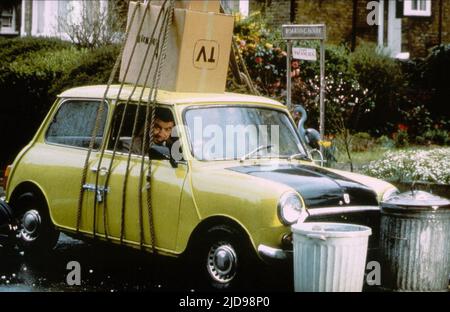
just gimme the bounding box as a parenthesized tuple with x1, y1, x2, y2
(126, 108, 175, 156)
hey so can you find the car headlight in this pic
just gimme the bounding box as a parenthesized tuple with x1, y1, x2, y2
(382, 187, 400, 202)
(278, 192, 304, 225)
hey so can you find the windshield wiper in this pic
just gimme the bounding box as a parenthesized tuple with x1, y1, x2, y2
(240, 144, 274, 163)
(288, 153, 311, 162)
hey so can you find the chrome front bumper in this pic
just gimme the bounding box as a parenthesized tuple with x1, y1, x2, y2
(258, 244, 292, 261)
(258, 206, 381, 261)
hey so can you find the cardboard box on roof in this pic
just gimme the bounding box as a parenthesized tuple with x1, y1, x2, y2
(119, 2, 234, 93)
(153, 0, 220, 13)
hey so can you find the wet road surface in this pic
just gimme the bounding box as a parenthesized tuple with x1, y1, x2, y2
(0, 234, 293, 292)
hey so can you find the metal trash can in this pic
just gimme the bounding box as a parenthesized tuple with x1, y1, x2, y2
(380, 191, 450, 291)
(292, 222, 372, 292)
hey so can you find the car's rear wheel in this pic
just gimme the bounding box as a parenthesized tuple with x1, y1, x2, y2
(14, 192, 59, 254)
(191, 225, 258, 290)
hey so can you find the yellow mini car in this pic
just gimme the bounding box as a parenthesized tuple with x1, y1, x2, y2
(2, 85, 398, 288)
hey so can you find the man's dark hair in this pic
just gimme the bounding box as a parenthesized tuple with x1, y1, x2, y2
(155, 108, 174, 123)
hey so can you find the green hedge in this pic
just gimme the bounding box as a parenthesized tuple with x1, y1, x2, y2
(421, 45, 450, 124)
(349, 43, 404, 135)
(0, 38, 119, 167)
(49, 44, 120, 98)
(0, 37, 72, 63)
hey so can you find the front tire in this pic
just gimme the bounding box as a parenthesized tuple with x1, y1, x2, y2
(192, 225, 258, 290)
(14, 192, 59, 254)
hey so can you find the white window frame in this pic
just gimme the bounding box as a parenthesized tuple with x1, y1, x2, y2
(0, 6, 18, 34)
(220, 0, 248, 17)
(404, 0, 431, 17)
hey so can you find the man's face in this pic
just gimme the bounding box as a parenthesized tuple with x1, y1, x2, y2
(153, 118, 174, 144)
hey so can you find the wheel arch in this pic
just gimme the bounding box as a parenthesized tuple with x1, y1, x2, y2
(8, 181, 50, 216)
(184, 215, 257, 257)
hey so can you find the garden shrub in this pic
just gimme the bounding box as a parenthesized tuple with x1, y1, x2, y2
(234, 17, 446, 141)
(393, 130, 409, 148)
(422, 44, 450, 122)
(351, 132, 374, 152)
(49, 44, 120, 98)
(234, 12, 286, 97)
(0, 38, 118, 167)
(8, 47, 88, 79)
(376, 135, 395, 149)
(400, 104, 434, 140)
(350, 43, 405, 136)
(0, 40, 84, 166)
(292, 43, 373, 134)
(236, 30, 379, 135)
(363, 148, 450, 185)
(423, 129, 450, 146)
(0, 37, 71, 65)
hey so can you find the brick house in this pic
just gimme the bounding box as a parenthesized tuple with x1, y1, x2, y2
(250, 0, 450, 58)
(0, 0, 250, 39)
(0, 0, 109, 38)
(3, 0, 446, 58)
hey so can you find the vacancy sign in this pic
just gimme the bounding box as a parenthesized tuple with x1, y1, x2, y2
(292, 47, 317, 61)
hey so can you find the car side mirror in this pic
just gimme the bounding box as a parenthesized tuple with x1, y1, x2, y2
(150, 145, 179, 168)
(305, 128, 321, 150)
(293, 105, 320, 150)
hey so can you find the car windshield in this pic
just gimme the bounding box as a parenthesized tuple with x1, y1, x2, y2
(184, 106, 307, 161)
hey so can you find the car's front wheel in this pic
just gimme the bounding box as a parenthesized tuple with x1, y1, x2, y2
(192, 225, 258, 290)
(14, 192, 59, 254)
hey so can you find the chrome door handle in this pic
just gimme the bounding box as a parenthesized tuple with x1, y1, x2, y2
(82, 184, 110, 203)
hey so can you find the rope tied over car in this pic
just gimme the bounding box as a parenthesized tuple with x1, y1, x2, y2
(76, 0, 175, 254)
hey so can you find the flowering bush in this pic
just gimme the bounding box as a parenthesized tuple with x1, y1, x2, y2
(363, 148, 450, 185)
(293, 72, 373, 133)
(232, 16, 446, 140)
(234, 19, 375, 133)
(241, 42, 287, 96)
(233, 12, 286, 97)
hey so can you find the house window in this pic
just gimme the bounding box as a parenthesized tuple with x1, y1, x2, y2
(221, 0, 239, 14)
(404, 0, 431, 17)
(0, 7, 16, 34)
(57, 1, 70, 32)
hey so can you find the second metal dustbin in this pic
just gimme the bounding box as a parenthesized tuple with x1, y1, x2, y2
(380, 191, 450, 291)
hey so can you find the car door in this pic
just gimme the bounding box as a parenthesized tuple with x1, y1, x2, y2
(39, 98, 109, 231)
(87, 104, 188, 252)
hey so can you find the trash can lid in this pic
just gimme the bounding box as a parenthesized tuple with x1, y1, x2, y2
(292, 222, 372, 238)
(381, 191, 450, 212)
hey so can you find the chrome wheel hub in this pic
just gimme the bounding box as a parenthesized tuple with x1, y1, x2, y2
(20, 210, 41, 242)
(207, 242, 237, 284)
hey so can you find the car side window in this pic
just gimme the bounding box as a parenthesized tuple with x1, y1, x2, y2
(108, 104, 177, 159)
(46, 100, 108, 149)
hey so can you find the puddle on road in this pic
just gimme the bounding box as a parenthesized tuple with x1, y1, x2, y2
(0, 234, 292, 292)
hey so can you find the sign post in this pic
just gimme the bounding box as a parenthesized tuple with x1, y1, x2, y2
(282, 24, 326, 153)
(286, 40, 292, 111)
